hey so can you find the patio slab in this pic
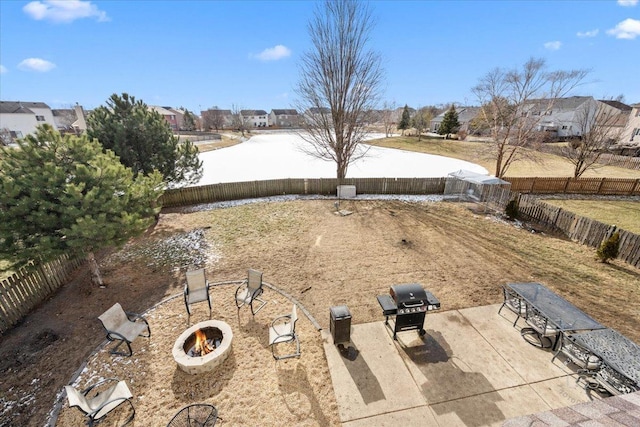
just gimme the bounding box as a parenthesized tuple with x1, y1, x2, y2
(322, 303, 598, 426)
(321, 322, 426, 422)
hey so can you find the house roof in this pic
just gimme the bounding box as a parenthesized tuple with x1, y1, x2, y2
(307, 107, 330, 114)
(598, 100, 632, 112)
(432, 106, 480, 123)
(52, 109, 74, 117)
(149, 106, 175, 116)
(525, 96, 593, 111)
(271, 109, 298, 116)
(0, 101, 50, 114)
(241, 110, 268, 116)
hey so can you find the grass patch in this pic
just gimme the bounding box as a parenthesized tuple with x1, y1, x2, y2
(541, 199, 640, 234)
(367, 136, 640, 178)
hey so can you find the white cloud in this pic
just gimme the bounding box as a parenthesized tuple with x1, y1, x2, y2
(23, 0, 109, 23)
(617, 0, 638, 6)
(18, 58, 56, 72)
(0, 65, 7, 74)
(577, 29, 599, 38)
(544, 41, 562, 50)
(607, 18, 640, 39)
(254, 45, 292, 61)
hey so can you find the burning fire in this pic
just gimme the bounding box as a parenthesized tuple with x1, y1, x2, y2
(192, 329, 215, 356)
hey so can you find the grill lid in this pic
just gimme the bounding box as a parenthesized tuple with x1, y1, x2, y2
(390, 283, 428, 304)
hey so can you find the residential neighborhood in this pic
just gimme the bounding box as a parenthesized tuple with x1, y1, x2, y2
(2, 97, 639, 154)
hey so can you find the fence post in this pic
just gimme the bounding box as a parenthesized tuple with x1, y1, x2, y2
(597, 178, 606, 194)
(631, 178, 640, 196)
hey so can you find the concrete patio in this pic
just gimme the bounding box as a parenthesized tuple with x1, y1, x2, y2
(321, 303, 620, 426)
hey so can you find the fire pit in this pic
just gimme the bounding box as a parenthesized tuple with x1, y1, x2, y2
(172, 320, 233, 375)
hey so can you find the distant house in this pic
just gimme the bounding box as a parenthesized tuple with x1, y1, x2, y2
(52, 104, 88, 134)
(430, 106, 480, 134)
(201, 109, 233, 130)
(0, 101, 56, 141)
(241, 110, 268, 128)
(303, 107, 331, 126)
(520, 97, 631, 141)
(519, 96, 594, 139)
(620, 103, 640, 147)
(269, 109, 299, 128)
(149, 106, 178, 131)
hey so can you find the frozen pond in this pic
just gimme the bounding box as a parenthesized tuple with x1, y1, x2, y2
(197, 133, 487, 185)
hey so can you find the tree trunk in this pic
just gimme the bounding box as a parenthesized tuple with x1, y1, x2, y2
(87, 252, 105, 288)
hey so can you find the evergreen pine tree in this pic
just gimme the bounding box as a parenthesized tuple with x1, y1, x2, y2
(398, 105, 411, 135)
(597, 231, 620, 263)
(438, 105, 460, 139)
(0, 124, 164, 286)
(182, 110, 197, 131)
(87, 93, 202, 187)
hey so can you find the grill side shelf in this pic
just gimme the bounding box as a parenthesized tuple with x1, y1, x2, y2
(376, 294, 397, 316)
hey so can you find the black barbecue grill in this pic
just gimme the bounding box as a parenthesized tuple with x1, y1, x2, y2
(377, 283, 441, 340)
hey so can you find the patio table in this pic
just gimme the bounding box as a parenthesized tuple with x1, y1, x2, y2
(506, 282, 605, 349)
(567, 328, 640, 394)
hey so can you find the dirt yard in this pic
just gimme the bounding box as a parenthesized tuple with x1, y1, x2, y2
(1, 199, 639, 426)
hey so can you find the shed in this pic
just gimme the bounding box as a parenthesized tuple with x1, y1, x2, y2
(444, 170, 511, 212)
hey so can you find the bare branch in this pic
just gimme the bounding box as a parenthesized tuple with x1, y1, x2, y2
(472, 57, 590, 177)
(560, 99, 629, 177)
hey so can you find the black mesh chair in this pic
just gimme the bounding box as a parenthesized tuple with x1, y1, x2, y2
(167, 403, 218, 427)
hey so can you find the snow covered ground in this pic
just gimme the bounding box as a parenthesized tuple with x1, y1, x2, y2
(197, 132, 487, 185)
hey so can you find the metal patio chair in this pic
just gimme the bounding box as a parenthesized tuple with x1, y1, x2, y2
(98, 303, 150, 357)
(269, 304, 301, 360)
(520, 303, 559, 349)
(498, 285, 527, 326)
(235, 269, 267, 315)
(166, 403, 219, 427)
(184, 268, 212, 318)
(64, 378, 135, 426)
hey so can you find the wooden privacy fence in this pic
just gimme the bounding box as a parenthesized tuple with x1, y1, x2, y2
(0, 255, 84, 334)
(507, 177, 640, 195)
(160, 177, 448, 208)
(515, 194, 640, 268)
(536, 145, 640, 170)
(160, 177, 639, 208)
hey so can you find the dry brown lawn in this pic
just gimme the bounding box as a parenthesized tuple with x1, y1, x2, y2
(367, 136, 640, 179)
(1, 199, 639, 426)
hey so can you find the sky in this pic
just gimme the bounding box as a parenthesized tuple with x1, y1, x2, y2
(1, 0, 639, 114)
(197, 133, 487, 184)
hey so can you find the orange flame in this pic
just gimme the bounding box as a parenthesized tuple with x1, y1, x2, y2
(193, 329, 215, 356)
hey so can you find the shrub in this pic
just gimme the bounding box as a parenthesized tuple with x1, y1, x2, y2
(597, 231, 620, 263)
(505, 199, 519, 220)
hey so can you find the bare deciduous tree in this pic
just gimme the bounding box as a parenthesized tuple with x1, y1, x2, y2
(230, 104, 249, 137)
(472, 58, 589, 178)
(202, 106, 226, 131)
(381, 101, 396, 137)
(412, 107, 434, 141)
(296, 0, 384, 180)
(561, 99, 628, 177)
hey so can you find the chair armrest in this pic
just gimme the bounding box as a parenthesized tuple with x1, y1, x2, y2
(125, 311, 148, 326)
(82, 378, 120, 396)
(250, 287, 264, 300)
(234, 283, 247, 300)
(271, 314, 291, 328)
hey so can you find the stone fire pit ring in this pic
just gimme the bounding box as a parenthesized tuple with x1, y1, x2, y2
(172, 320, 233, 375)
